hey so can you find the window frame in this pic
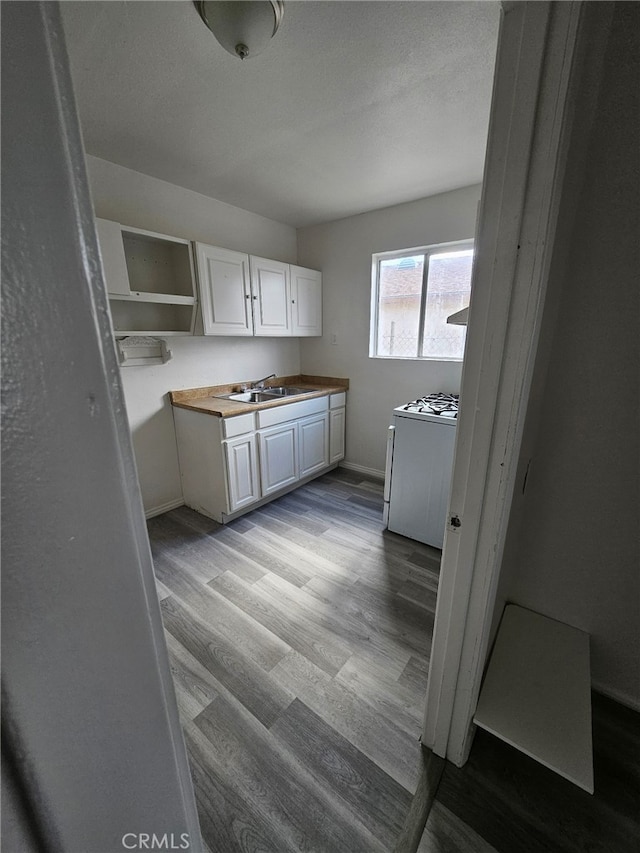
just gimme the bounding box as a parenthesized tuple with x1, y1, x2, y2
(369, 238, 474, 362)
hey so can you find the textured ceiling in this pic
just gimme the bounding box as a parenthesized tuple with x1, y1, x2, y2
(61, 1, 499, 228)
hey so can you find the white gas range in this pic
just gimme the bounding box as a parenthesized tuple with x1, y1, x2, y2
(383, 393, 459, 548)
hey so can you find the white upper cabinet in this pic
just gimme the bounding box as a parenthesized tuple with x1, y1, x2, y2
(250, 256, 291, 336)
(95, 218, 197, 337)
(95, 218, 130, 295)
(98, 223, 323, 339)
(194, 242, 321, 338)
(290, 265, 323, 337)
(195, 244, 253, 336)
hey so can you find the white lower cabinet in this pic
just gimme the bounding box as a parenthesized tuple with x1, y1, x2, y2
(329, 407, 346, 463)
(299, 413, 329, 477)
(329, 392, 346, 463)
(224, 434, 259, 512)
(173, 393, 346, 522)
(258, 421, 298, 496)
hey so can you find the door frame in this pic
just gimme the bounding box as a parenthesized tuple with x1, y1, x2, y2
(2, 2, 202, 847)
(422, 0, 585, 765)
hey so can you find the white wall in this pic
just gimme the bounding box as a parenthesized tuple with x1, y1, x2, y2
(297, 186, 480, 474)
(2, 4, 200, 847)
(496, 2, 640, 709)
(87, 156, 300, 514)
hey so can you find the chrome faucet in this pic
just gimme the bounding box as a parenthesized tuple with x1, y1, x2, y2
(250, 372, 276, 390)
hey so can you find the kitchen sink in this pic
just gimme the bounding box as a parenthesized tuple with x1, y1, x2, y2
(217, 391, 279, 403)
(213, 386, 320, 403)
(263, 386, 319, 396)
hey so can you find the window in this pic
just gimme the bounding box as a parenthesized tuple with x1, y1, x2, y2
(370, 241, 474, 360)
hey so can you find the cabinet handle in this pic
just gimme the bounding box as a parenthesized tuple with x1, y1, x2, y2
(292, 299, 296, 304)
(245, 294, 250, 299)
(253, 295, 257, 300)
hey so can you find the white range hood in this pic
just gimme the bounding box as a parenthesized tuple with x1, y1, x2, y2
(446, 306, 469, 326)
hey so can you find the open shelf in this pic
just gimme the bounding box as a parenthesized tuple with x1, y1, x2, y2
(474, 604, 593, 793)
(109, 299, 195, 336)
(121, 227, 194, 298)
(97, 219, 199, 340)
(109, 292, 195, 306)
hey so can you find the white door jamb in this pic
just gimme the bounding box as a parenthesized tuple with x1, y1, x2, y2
(422, 0, 584, 766)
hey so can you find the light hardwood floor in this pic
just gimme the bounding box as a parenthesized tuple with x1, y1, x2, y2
(148, 469, 441, 853)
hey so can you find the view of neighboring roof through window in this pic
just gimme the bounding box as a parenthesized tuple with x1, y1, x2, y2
(370, 241, 474, 361)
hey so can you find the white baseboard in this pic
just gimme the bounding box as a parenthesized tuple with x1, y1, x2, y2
(339, 461, 385, 481)
(145, 498, 185, 519)
(591, 679, 640, 714)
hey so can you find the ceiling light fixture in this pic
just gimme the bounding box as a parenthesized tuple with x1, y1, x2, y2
(195, 1, 285, 61)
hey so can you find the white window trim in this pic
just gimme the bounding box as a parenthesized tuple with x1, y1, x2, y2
(369, 238, 474, 361)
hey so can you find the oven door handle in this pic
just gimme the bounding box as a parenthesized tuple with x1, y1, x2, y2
(383, 424, 395, 504)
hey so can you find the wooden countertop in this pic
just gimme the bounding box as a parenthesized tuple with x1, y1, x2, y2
(170, 374, 349, 417)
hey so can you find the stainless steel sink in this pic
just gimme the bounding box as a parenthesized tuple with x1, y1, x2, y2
(213, 386, 320, 403)
(216, 391, 279, 403)
(263, 386, 319, 396)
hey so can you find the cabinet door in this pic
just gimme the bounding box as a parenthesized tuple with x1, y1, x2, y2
(95, 218, 130, 295)
(290, 265, 322, 336)
(299, 412, 329, 478)
(329, 407, 346, 463)
(224, 434, 260, 512)
(258, 422, 298, 496)
(250, 256, 291, 336)
(196, 243, 252, 336)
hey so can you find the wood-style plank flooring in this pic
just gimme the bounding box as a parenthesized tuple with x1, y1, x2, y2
(148, 469, 440, 853)
(149, 469, 640, 853)
(427, 691, 640, 853)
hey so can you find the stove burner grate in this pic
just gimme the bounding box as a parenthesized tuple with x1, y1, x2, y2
(403, 393, 459, 416)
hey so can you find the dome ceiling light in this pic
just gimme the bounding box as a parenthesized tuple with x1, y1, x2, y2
(195, 1, 285, 60)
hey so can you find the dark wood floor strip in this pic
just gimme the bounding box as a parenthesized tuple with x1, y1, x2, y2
(212, 525, 314, 588)
(161, 596, 293, 729)
(184, 721, 289, 853)
(209, 570, 353, 677)
(397, 578, 439, 610)
(194, 693, 387, 853)
(398, 655, 431, 695)
(335, 654, 426, 734)
(177, 533, 269, 585)
(271, 649, 425, 792)
(418, 801, 500, 853)
(435, 716, 640, 853)
(164, 631, 220, 722)
(240, 520, 363, 586)
(270, 697, 413, 850)
(154, 549, 290, 671)
(257, 570, 416, 676)
(304, 573, 433, 659)
(392, 747, 445, 853)
(147, 514, 224, 584)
